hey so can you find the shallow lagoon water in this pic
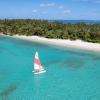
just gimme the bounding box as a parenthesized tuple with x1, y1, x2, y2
(0, 35, 100, 100)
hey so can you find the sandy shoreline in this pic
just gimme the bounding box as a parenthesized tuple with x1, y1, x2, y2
(11, 35, 100, 53)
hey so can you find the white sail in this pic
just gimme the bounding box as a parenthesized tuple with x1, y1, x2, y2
(34, 52, 40, 70)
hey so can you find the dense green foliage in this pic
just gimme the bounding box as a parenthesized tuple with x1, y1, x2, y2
(0, 19, 100, 43)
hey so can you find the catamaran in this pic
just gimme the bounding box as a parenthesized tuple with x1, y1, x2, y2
(32, 52, 46, 74)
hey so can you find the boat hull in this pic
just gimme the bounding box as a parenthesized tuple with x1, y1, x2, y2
(32, 70, 46, 74)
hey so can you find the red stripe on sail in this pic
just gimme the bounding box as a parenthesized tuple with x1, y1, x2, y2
(34, 58, 39, 65)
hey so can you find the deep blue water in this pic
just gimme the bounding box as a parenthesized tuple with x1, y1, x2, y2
(0, 35, 100, 100)
(49, 20, 100, 24)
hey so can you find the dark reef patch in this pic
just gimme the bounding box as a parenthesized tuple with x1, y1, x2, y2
(0, 84, 17, 99)
(92, 56, 100, 61)
(62, 58, 85, 69)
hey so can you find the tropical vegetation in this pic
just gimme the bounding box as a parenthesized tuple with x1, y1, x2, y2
(0, 19, 100, 43)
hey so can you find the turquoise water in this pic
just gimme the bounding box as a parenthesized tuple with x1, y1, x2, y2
(0, 35, 100, 100)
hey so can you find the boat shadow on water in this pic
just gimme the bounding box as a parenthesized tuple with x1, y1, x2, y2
(0, 84, 17, 100)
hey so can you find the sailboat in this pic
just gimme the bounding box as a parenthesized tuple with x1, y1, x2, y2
(32, 52, 46, 74)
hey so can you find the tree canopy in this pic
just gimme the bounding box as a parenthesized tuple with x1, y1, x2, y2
(0, 19, 100, 43)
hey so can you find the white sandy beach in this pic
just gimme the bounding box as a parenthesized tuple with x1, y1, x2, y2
(12, 35, 100, 52)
